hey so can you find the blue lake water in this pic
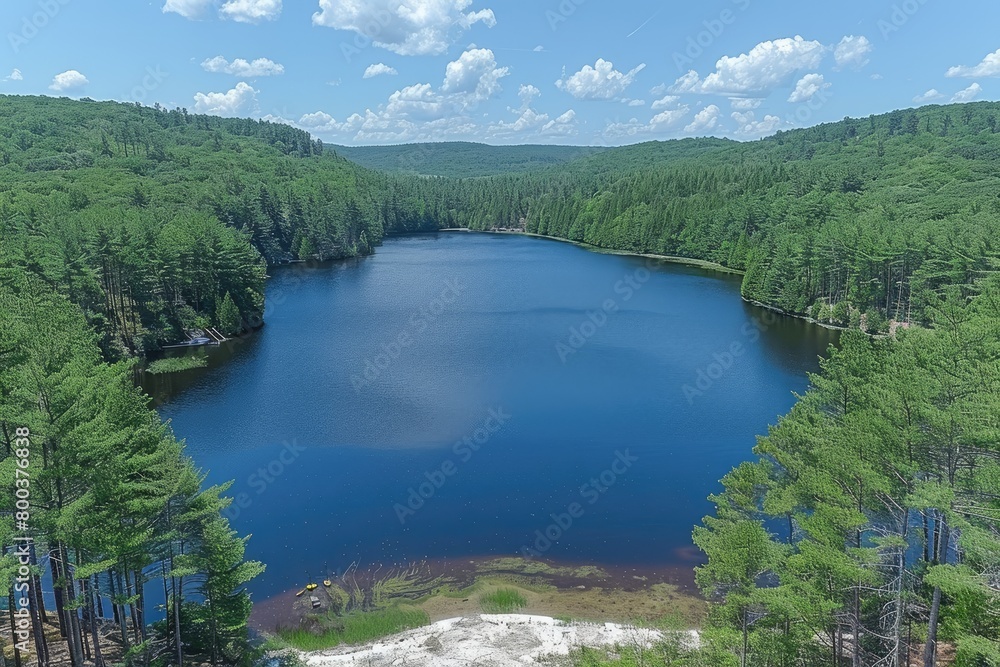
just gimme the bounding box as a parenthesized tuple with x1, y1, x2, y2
(145, 233, 837, 601)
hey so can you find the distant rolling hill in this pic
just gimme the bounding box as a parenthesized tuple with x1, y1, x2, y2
(330, 141, 608, 177)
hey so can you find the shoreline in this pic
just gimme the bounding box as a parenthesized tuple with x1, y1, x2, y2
(433, 229, 856, 333)
(432, 228, 745, 275)
(251, 556, 705, 636)
(742, 297, 849, 332)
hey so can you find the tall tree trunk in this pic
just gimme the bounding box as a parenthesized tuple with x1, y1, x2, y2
(49, 551, 67, 637)
(86, 577, 105, 667)
(28, 556, 49, 666)
(60, 544, 85, 667)
(922, 520, 950, 667)
(8, 588, 23, 667)
(113, 570, 129, 652)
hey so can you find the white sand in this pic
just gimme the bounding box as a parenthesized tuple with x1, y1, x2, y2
(302, 614, 698, 666)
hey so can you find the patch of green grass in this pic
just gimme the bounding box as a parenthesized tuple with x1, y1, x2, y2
(570, 642, 696, 667)
(146, 355, 208, 374)
(277, 606, 429, 651)
(479, 587, 528, 614)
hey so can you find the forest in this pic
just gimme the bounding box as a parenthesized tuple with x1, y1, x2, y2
(415, 102, 1000, 330)
(0, 95, 438, 359)
(330, 141, 607, 178)
(1, 271, 264, 666)
(1, 94, 999, 666)
(693, 277, 1000, 667)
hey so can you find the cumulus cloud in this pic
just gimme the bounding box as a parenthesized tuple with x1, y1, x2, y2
(3, 69, 22, 82)
(671, 36, 825, 96)
(787, 73, 830, 103)
(946, 49, 1000, 78)
(49, 70, 88, 92)
(193, 81, 258, 116)
(732, 110, 785, 137)
(684, 105, 722, 134)
(441, 47, 508, 100)
(951, 82, 982, 103)
(202, 56, 284, 77)
(517, 84, 541, 107)
(604, 106, 690, 139)
(220, 0, 281, 22)
(363, 63, 399, 78)
(834, 35, 872, 70)
(162, 0, 214, 18)
(730, 97, 763, 110)
(279, 47, 509, 143)
(651, 94, 679, 110)
(913, 89, 943, 104)
(556, 59, 646, 100)
(489, 103, 578, 140)
(313, 0, 496, 56)
(624, 98, 646, 107)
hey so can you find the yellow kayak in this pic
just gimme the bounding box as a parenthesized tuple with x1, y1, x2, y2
(295, 589, 306, 597)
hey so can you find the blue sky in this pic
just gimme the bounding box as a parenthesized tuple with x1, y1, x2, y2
(1, 0, 998, 145)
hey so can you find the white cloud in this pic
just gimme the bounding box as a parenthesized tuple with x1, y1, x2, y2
(870, 73, 883, 80)
(364, 63, 399, 78)
(650, 83, 669, 96)
(540, 110, 578, 136)
(220, 0, 281, 22)
(533, 45, 545, 52)
(913, 89, 943, 104)
(732, 111, 785, 137)
(441, 47, 508, 100)
(684, 105, 721, 134)
(313, 0, 496, 56)
(288, 47, 508, 143)
(604, 106, 690, 139)
(671, 36, 825, 96)
(624, 98, 646, 107)
(518, 84, 541, 107)
(946, 49, 1000, 78)
(787, 73, 830, 103)
(834, 35, 872, 70)
(3, 69, 22, 82)
(193, 81, 258, 116)
(163, 0, 214, 18)
(730, 97, 763, 110)
(556, 59, 646, 100)
(202, 56, 284, 77)
(49, 70, 88, 92)
(651, 94, 679, 110)
(951, 82, 982, 103)
(488, 103, 578, 140)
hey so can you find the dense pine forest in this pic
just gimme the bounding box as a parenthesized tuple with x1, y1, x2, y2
(1, 271, 264, 666)
(330, 142, 607, 178)
(693, 277, 1000, 667)
(2, 94, 1000, 666)
(408, 102, 1000, 331)
(0, 96, 439, 358)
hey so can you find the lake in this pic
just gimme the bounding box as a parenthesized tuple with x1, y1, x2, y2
(144, 232, 838, 601)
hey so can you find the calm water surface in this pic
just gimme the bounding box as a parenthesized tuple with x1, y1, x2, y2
(145, 233, 837, 600)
